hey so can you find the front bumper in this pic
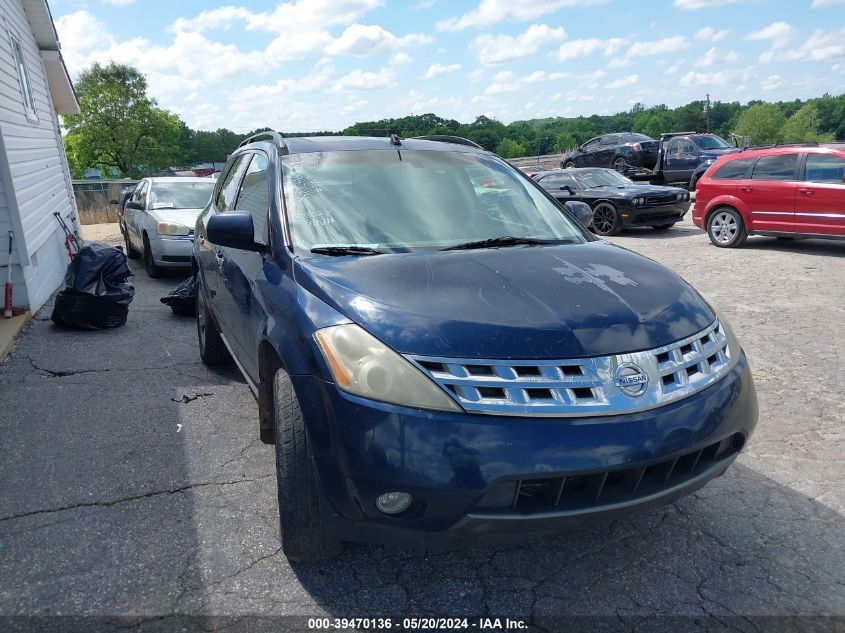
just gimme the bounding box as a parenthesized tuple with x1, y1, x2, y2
(150, 235, 193, 267)
(295, 355, 757, 547)
(620, 203, 689, 227)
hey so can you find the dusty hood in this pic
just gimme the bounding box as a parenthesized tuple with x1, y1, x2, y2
(149, 208, 204, 228)
(294, 241, 714, 359)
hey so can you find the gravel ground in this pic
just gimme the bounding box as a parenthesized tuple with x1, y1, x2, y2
(0, 216, 843, 632)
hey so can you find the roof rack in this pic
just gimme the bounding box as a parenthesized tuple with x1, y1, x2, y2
(238, 130, 286, 150)
(659, 131, 698, 140)
(412, 135, 484, 150)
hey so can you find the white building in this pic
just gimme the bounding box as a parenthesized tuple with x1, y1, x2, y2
(1, 0, 79, 314)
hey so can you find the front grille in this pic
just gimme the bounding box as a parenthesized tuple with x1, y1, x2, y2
(161, 255, 191, 262)
(406, 320, 732, 417)
(645, 194, 680, 206)
(474, 434, 744, 515)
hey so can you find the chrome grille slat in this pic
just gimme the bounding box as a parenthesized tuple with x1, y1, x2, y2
(407, 319, 732, 417)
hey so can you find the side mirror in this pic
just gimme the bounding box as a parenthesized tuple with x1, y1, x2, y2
(207, 212, 261, 252)
(109, 199, 119, 205)
(125, 200, 143, 211)
(559, 185, 575, 195)
(563, 201, 593, 228)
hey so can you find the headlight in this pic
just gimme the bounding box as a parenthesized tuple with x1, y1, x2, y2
(676, 192, 684, 201)
(157, 222, 190, 236)
(632, 197, 641, 207)
(314, 324, 462, 412)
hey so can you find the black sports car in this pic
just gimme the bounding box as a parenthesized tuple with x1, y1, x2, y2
(536, 168, 690, 236)
(560, 132, 659, 172)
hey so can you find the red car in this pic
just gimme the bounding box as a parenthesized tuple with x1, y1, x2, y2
(693, 145, 845, 247)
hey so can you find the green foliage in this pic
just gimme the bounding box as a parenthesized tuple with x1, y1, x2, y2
(781, 104, 836, 143)
(495, 138, 527, 158)
(734, 103, 786, 146)
(62, 63, 182, 178)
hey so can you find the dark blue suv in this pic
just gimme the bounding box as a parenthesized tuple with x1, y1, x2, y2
(193, 132, 758, 561)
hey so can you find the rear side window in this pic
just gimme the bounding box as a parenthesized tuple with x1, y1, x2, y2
(600, 135, 618, 146)
(751, 154, 799, 181)
(804, 153, 845, 183)
(713, 158, 753, 180)
(234, 154, 270, 245)
(215, 155, 249, 212)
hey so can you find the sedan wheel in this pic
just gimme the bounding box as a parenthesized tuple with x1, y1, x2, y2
(613, 157, 628, 173)
(591, 202, 622, 236)
(563, 161, 576, 169)
(707, 207, 748, 248)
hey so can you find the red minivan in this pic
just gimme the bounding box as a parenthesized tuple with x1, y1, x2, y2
(693, 145, 845, 247)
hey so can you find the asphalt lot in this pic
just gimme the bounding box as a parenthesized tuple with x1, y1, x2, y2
(0, 217, 843, 632)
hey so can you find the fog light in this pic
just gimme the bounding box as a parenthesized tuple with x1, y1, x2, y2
(376, 492, 412, 515)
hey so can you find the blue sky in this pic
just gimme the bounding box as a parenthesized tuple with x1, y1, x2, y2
(50, 0, 845, 132)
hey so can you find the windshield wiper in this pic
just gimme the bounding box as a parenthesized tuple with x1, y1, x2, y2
(310, 245, 385, 256)
(441, 236, 564, 251)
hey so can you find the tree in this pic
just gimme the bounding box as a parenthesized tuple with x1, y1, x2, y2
(495, 138, 527, 158)
(781, 104, 835, 143)
(555, 132, 577, 152)
(62, 63, 183, 178)
(734, 103, 786, 146)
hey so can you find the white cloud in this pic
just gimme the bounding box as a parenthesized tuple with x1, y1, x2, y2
(437, 0, 603, 31)
(679, 70, 733, 86)
(627, 36, 690, 57)
(472, 24, 566, 64)
(745, 21, 795, 46)
(330, 66, 396, 92)
(696, 47, 739, 67)
(759, 27, 845, 63)
(674, 0, 746, 9)
(556, 37, 623, 62)
(484, 69, 572, 95)
(761, 74, 783, 90)
(424, 63, 461, 79)
(606, 74, 639, 89)
(812, 0, 845, 5)
(324, 24, 431, 56)
(695, 26, 729, 42)
(467, 68, 485, 82)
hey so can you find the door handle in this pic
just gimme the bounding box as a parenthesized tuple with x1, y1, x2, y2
(740, 186, 753, 192)
(798, 189, 814, 195)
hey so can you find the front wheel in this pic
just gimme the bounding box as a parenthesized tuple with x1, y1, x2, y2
(563, 160, 576, 169)
(591, 202, 622, 236)
(273, 370, 341, 561)
(707, 207, 748, 248)
(143, 235, 164, 277)
(612, 156, 628, 173)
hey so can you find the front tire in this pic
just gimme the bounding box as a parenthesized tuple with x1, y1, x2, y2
(273, 370, 340, 561)
(591, 201, 622, 236)
(124, 230, 141, 259)
(143, 235, 164, 277)
(707, 207, 748, 248)
(196, 274, 231, 366)
(563, 160, 576, 169)
(612, 156, 628, 173)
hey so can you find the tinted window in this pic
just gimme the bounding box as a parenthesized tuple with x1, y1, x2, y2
(713, 158, 753, 180)
(804, 153, 845, 183)
(581, 138, 600, 151)
(600, 135, 618, 146)
(235, 154, 270, 244)
(215, 155, 249, 211)
(624, 133, 653, 142)
(691, 135, 731, 150)
(752, 154, 799, 181)
(283, 150, 586, 252)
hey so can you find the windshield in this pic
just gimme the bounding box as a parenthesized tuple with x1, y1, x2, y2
(149, 181, 215, 209)
(282, 150, 587, 252)
(692, 135, 731, 150)
(572, 169, 632, 189)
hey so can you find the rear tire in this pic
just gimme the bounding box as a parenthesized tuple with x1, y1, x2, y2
(612, 156, 628, 173)
(273, 370, 341, 561)
(143, 235, 164, 278)
(706, 207, 748, 248)
(651, 223, 676, 231)
(591, 201, 622, 236)
(196, 274, 232, 366)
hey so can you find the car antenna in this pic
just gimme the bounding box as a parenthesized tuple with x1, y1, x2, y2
(390, 134, 402, 146)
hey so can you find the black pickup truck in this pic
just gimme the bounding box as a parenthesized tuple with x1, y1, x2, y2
(628, 132, 740, 190)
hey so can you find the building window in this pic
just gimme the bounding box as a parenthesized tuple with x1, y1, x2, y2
(10, 33, 36, 119)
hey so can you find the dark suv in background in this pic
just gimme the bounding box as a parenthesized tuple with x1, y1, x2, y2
(561, 133, 659, 172)
(193, 132, 757, 561)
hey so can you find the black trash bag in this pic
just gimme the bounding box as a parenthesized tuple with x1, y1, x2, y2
(160, 276, 196, 316)
(51, 242, 135, 329)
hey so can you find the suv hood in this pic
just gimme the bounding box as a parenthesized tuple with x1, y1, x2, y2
(587, 184, 686, 196)
(295, 241, 714, 359)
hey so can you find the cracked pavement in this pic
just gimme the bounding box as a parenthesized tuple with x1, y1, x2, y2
(0, 218, 843, 632)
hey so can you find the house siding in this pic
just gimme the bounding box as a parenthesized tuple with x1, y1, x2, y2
(0, 0, 78, 312)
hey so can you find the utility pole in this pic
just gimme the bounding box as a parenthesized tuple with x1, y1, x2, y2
(703, 93, 712, 133)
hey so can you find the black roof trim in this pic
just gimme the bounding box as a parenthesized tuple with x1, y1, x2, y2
(412, 135, 484, 150)
(238, 130, 287, 152)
